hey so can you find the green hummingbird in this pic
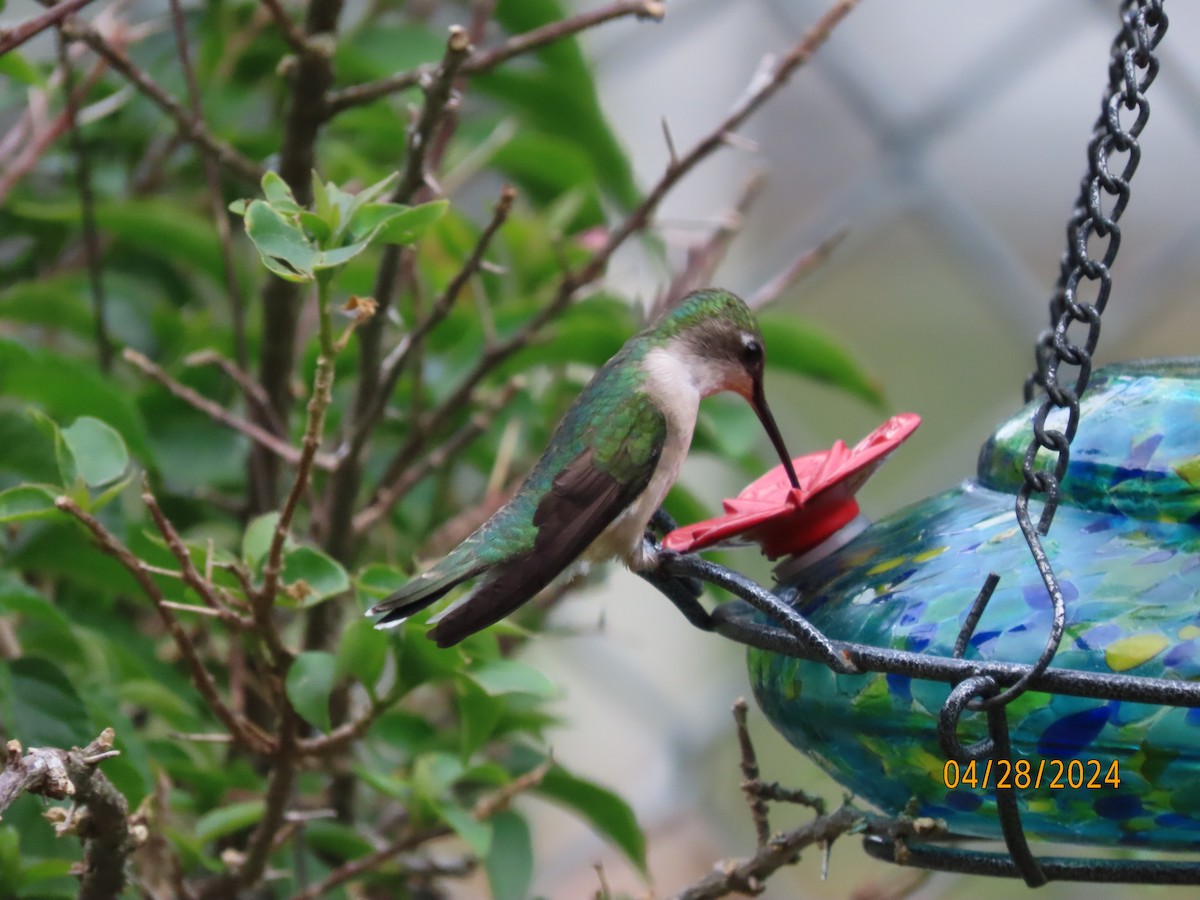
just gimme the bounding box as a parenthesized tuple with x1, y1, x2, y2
(367, 288, 801, 647)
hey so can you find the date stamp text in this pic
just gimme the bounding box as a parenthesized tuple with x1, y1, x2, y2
(942, 758, 1121, 791)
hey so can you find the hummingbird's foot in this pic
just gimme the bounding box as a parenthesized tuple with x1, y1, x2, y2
(647, 507, 680, 540)
(636, 544, 710, 630)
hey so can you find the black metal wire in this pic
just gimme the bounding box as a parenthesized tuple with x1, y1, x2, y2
(977, 0, 1168, 716)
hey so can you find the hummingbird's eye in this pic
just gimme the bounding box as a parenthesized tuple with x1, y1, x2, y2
(741, 338, 763, 366)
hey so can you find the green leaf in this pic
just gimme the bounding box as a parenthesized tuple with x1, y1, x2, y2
(242, 512, 281, 567)
(374, 200, 450, 245)
(436, 801, 492, 858)
(0, 826, 18, 889)
(355, 564, 408, 602)
(537, 766, 646, 874)
(194, 800, 266, 843)
(8, 199, 226, 286)
(60, 416, 129, 487)
(244, 200, 316, 281)
(0, 51, 46, 87)
(0, 657, 91, 749)
(335, 619, 388, 688)
(465, 659, 556, 698)
(456, 677, 504, 759)
(412, 751, 465, 805)
(0, 485, 59, 523)
(0, 341, 149, 462)
(303, 820, 375, 862)
(281, 546, 350, 607)
(260, 170, 301, 211)
(285, 651, 337, 733)
(758, 314, 884, 408)
(0, 405, 59, 482)
(485, 810, 533, 900)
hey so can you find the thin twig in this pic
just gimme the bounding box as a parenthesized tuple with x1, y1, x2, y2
(290, 758, 552, 900)
(184, 348, 286, 434)
(747, 228, 847, 310)
(168, 0, 250, 370)
(141, 476, 253, 628)
(49, 9, 264, 183)
(0, 58, 109, 204)
(0, 0, 98, 55)
(123, 348, 337, 472)
(296, 683, 403, 756)
(259, 0, 308, 53)
(353, 376, 522, 535)
(396, 25, 472, 203)
(325, 0, 666, 115)
(258, 279, 338, 609)
(347, 184, 516, 486)
(322, 27, 481, 560)
(671, 805, 864, 900)
(55, 23, 112, 373)
(653, 172, 767, 319)
(53, 497, 275, 756)
(732, 698, 771, 849)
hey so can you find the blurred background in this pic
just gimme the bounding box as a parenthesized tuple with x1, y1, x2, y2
(520, 1, 1200, 897)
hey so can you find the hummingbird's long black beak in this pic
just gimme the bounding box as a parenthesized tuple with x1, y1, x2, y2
(750, 378, 802, 489)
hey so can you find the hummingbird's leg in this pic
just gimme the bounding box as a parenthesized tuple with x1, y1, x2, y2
(639, 509, 705, 604)
(637, 549, 714, 632)
(647, 506, 679, 538)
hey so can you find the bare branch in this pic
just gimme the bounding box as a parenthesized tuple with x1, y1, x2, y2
(256, 358, 334, 602)
(653, 171, 767, 318)
(54, 496, 275, 756)
(0, 0, 98, 56)
(0, 58, 109, 204)
(0, 730, 135, 899)
(141, 477, 253, 629)
(168, 0, 251, 369)
(747, 228, 847, 310)
(344, 183, 516, 487)
(732, 698, 771, 849)
(184, 349, 287, 434)
(671, 805, 864, 900)
(123, 348, 337, 472)
(54, 23, 112, 372)
(325, 0, 666, 115)
(50, 9, 264, 183)
(353, 376, 523, 536)
(396, 25, 472, 203)
(291, 758, 551, 900)
(259, 0, 307, 53)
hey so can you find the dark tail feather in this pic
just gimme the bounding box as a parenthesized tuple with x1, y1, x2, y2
(428, 556, 558, 648)
(368, 566, 481, 630)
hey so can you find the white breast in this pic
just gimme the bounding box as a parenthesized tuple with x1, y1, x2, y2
(584, 345, 702, 570)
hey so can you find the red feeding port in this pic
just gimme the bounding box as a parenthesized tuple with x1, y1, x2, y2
(664, 413, 921, 559)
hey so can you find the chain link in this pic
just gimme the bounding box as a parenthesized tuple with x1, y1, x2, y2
(963, 0, 1169, 713)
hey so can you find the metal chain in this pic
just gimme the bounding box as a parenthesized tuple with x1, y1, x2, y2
(964, 0, 1168, 713)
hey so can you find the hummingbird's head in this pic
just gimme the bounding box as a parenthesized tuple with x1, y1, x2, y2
(651, 289, 802, 488)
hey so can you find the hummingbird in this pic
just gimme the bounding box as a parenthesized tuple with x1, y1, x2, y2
(367, 288, 802, 647)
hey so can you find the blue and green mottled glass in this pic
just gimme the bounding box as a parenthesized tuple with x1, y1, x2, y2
(749, 359, 1200, 849)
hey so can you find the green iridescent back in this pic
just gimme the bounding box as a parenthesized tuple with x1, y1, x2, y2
(748, 360, 1200, 849)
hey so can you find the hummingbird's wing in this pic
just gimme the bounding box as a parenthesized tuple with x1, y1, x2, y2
(428, 396, 667, 648)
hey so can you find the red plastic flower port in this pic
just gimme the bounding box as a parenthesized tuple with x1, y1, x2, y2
(663, 413, 921, 559)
